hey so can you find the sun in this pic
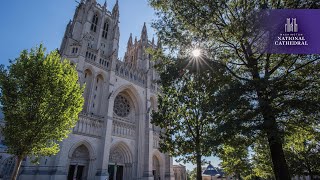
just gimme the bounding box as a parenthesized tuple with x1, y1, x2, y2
(191, 49, 201, 58)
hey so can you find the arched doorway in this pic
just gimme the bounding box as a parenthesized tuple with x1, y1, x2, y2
(0, 156, 15, 179)
(67, 145, 90, 180)
(153, 156, 160, 180)
(108, 142, 133, 180)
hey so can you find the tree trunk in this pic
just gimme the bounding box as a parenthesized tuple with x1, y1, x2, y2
(308, 169, 314, 180)
(196, 154, 202, 180)
(256, 87, 290, 180)
(237, 174, 241, 180)
(11, 156, 23, 180)
(266, 126, 290, 180)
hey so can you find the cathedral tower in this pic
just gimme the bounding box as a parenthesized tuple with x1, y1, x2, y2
(16, 1, 175, 180)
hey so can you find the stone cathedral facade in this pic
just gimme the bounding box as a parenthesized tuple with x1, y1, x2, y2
(10, 0, 174, 180)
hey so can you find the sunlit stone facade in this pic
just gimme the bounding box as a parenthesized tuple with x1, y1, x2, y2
(0, 0, 174, 180)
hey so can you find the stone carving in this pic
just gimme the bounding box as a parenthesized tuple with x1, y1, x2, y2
(109, 151, 123, 163)
(72, 145, 89, 159)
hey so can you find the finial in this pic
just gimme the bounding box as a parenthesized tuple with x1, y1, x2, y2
(112, 0, 119, 17)
(142, 22, 147, 32)
(103, 0, 107, 7)
(141, 22, 148, 44)
(127, 33, 133, 48)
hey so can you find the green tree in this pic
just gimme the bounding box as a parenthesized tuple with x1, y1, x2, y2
(149, 0, 320, 179)
(0, 45, 84, 180)
(187, 167, 197, 180)
(152, 54, 226, 180)
(217, 139, 252, 180)
(251, 138, 275, 180)
(284, 124, 320, 179)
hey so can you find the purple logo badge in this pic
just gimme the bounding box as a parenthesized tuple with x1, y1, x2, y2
(260, 10, 320, 54)
(274, 17, 308, 47)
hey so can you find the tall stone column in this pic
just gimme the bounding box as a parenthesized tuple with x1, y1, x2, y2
(143, 97, 155, 180)
(136, 97, 146, 179)
(95, 73, 116, 180)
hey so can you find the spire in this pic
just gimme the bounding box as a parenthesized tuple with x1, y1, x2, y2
(151, 37, 155, 47)
(141, 22, 148, 45)
(103, 0, 107, 8)
(135, 36, 138, 45)
(141, 22, 147, 36)
(112, 0, 119, 18)
(127, 33, 133, 49)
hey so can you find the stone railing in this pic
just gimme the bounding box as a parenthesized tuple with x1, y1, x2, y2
(73, 113, 104, 138)
(85, 57, 109, 71)
(112, 118, 136, 139)
(113, 115, 134, 124)
(115, 60, 146, 87)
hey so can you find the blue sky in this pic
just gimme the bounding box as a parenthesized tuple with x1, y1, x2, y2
(0, 0, 155, 65)
(0, 0, 220, 170)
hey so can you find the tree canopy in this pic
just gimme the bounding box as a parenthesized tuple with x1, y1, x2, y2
(149, 0, 320, 179)
(152, 59, 223, 179)
(0, 45, 84, 180)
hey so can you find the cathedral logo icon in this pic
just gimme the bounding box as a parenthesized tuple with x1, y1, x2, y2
(274, 17, 307, 47)
(285, 18, 298, 33)
(262, 10, 320, 54)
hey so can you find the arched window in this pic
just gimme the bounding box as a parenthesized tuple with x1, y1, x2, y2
(102, 22, 109, 39)
(93, 74, 104, 115)
(83, 69, 93, 112)
(90, 14, 98, 32)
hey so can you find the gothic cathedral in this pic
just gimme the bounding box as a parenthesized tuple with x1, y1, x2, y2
(17, 0, 174, 179)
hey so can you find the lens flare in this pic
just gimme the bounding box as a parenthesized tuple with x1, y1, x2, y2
(191, 49, 201, 58)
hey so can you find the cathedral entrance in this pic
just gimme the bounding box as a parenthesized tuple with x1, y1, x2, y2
(109, 142, 133, 180)
(67, 165, 85, 180)
(108, 165, 124, 180)
(153, 156, 160, 180)
(67, 145, 90, 180)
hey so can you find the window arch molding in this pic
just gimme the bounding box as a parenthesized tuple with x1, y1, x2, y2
(90, 13, 99, 32)
(102, 21, 109, 39)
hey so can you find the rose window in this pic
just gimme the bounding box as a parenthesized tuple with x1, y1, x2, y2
(114, 95, 131, 117)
